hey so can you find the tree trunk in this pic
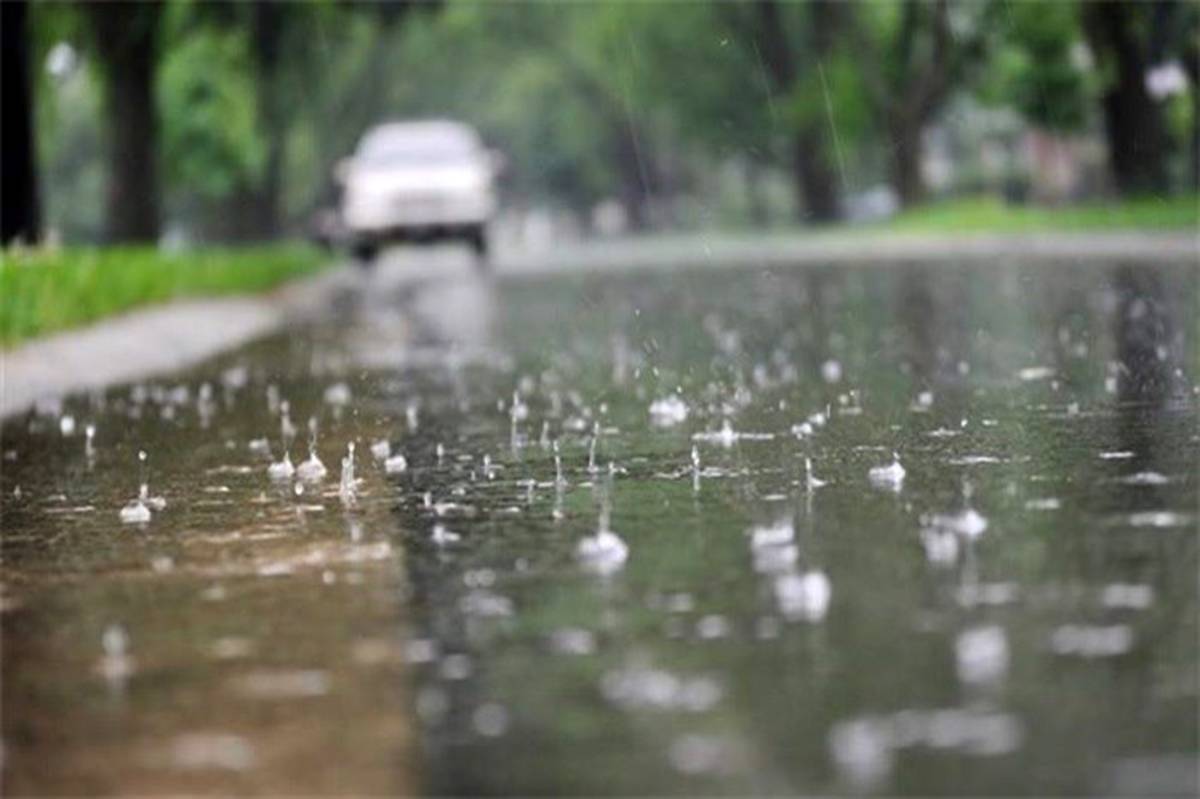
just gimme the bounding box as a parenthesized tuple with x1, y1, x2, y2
(889, 119, 924, 207)
(1, 0, 41, 245)
(1082, 1, 1169, 196)
(89, 2, 163, 243)
(250, 1, 285, 240)
(612, 117, 655, 231)
(793, 132, 839, 222)
(1181, 40, 1200, 190)
(753, 0, 843, 223)
(743, 160, 770, 228)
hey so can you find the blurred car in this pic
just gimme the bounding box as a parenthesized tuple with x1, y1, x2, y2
(337, 120, 499, 264)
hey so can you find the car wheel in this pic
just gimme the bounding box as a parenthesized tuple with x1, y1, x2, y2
(352, 239, 378, 267)
(467, 226, 489, 266)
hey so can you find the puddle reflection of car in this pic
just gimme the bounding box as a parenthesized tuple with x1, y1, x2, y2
(337, 120, 499, 266)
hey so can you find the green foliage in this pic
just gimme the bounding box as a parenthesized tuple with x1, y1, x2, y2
(0, 244, 326, 345)
(28, 0, 1198, 245)
(991, 2, 1091, 132)
(158, 28, 265, 198)
(883, 194, 1200, 233)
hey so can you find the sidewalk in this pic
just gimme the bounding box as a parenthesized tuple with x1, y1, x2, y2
(0, 265, 356, 420)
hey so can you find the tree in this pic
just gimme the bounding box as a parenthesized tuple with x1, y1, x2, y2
(2, 0, 42, 245)
(722, 0, 844, 221)
(849, 0, 994, 206)
(995, 2, 1090, 134)
(247, 1, 287, 238)
(409, 4, 668, 229)
(1081, 0, 1171, 195)
(86, 1, 163, 243)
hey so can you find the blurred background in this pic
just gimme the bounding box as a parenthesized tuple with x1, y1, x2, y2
(2, 0, 1198, 249)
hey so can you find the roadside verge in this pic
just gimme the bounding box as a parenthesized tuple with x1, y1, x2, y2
(1, 264, 352, 420)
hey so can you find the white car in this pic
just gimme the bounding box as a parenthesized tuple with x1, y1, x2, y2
(338, 120, 499, 263)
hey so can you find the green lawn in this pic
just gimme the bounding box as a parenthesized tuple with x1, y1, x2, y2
(883, 194, 1199, 233)
(0, 244, 328, 346)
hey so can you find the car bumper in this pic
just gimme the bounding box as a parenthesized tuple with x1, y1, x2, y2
(342, 195, 494, 234)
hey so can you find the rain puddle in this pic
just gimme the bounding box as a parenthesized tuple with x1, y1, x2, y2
(2, 258, 1196, 795)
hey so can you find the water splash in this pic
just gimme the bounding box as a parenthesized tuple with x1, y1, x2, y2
(927, 481, 988, 538)
(576, 494, 628, 575)
(867, 451, 905, 490)
(691, 445, 701, 493)
(431, 523, 461, 546)
(587, 422, 600, 474)
(279, 400, 296, 444)
(323, 382, 351, 407)
(339, 442, 358, 506)
(805, 457, 827, 490)
(97, 623, 134, 684)
(384, 451, 408, 474)
(774, 570, 831, 622)
(119, 450, 162, 523)
(296, 417, 328, 482)
(649, 395, 689, 427)
(267, 450, 294, 481)
(956, 625, 1009, 685)
(370, 439, 391, 461)
(119, 496, 151, 524)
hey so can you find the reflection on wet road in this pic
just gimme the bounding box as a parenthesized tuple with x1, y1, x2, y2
(2, 252, 1197, 795)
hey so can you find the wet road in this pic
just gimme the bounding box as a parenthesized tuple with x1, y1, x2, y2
(2, 249, 1197, 795)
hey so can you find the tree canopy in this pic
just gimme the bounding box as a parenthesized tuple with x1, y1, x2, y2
(12, 0, 1197, 245)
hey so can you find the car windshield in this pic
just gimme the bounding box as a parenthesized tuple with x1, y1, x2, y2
(357, 128, 477, 167)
